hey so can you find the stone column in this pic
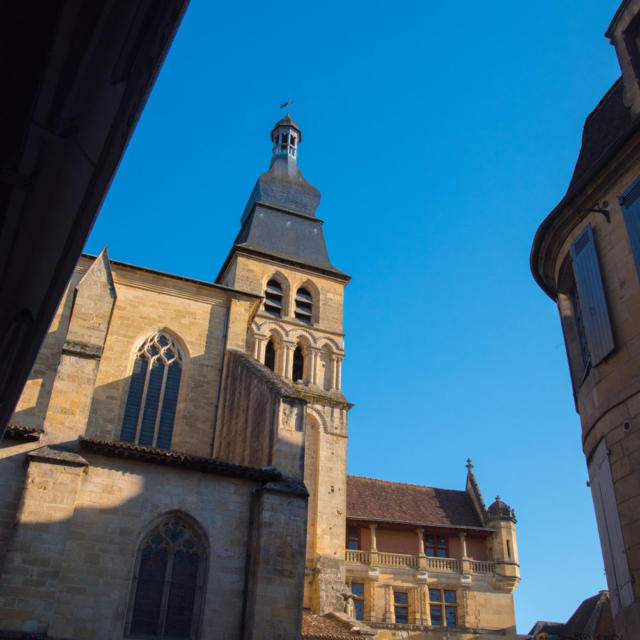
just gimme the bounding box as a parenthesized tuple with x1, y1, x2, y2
(417, 528, 427, 570)
(459, 531, 471, 575)
(282, 340, 296, 379)
(335, 356, 343, 390)
(383, 584, 395, 623)
(369, 524, 378, 566)
(329, 354, 338, 390)
(309, 347, 320, 386)
(253, 333, 267, 362)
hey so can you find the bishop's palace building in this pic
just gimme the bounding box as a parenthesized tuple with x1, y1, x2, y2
(0, 116, 521, 639)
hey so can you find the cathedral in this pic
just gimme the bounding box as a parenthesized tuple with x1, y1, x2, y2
(0, 116, 520, 639)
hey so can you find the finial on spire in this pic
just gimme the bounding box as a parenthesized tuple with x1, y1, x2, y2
(279, 98, 295, 110)
(495, 495, 501, 502)
(466, 458, 474, 472)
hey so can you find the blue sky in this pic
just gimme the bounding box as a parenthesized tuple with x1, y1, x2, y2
(86, 0, 623, 632)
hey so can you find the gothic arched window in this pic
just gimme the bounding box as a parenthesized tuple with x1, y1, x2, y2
(128, 516, 206, 639)
(264, 339, 276, 371)
(264, 279, 283, 318)
(292, 345, 304, 382)
(294, 287, 313, 324)
(120, 333, 183, 449)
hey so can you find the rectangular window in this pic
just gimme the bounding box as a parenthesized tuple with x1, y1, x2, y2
(394, 591, 408, 624)
(425, 535, 447, 558)
(347, 526, 360, 550)
(429, 589, 456, 627)
(351, 582, 364, 620)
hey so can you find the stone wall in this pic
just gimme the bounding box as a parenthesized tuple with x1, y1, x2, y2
(0, 446, 307, 640)
(214, 348, 306, 479)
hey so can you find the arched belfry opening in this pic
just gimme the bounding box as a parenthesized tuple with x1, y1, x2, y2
(292, 345, 304, 383)
(265, 339, 276, 371)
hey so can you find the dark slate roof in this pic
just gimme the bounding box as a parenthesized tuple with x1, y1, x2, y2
(272, 114, 302, 140)
(564, 591, 613, 638)
(302, 612, 376, 639)
(216, 117, 350, 282)
(568, 79, 635, 193)
(487, 496, 516, 522)
(346, 475, 486, 529)
(531, 78, 640, 298)
(527, 591, 614, 638)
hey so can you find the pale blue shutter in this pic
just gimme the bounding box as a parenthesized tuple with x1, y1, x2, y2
(571, 224, 615, 366)
(588, 439, 634, 616)
(619, 176, 640, 282)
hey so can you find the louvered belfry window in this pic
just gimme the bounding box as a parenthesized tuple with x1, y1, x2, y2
(571, 224, 615, 366)
(129, 517, 205, 639)
(295, 287, 313, 324)
(264, 280, 283, 317)
(120, 333, 183, 449)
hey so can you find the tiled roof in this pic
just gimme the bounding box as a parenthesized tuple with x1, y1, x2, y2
(4, 423, 42, 441)
(347, 475, 485, 529)
(302, 612, 375, 639)
(79, 437, 292, 484)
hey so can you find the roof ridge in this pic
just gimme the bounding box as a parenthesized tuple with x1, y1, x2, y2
(347, 474, 466, 494)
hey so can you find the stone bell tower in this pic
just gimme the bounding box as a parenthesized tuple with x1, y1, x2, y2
(216, 115, 352, 613)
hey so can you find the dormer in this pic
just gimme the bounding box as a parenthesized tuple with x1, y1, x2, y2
(607, 0, 640, 116)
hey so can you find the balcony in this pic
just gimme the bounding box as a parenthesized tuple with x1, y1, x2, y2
(345, 549, 495, 575)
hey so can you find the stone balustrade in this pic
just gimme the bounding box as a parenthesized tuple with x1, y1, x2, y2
(345, 550, 495, 575)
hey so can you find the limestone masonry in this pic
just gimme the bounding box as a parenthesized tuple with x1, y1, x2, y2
(0, 115, 520, 639)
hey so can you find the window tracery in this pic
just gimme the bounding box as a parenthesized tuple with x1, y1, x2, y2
(120, 333, 183, 449)
(128, 516, 206, 639)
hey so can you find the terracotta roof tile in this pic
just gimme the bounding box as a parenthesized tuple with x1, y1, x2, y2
(4, 423, 42, 441)
(302, 612, 375, 639)
(347, 475, 484, 529)
(78, 437, 296, 485)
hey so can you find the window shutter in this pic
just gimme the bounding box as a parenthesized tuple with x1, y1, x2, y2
(620, 176, 640, 282)
(588, 439, 634, 616)
(570, 224, 614, 366)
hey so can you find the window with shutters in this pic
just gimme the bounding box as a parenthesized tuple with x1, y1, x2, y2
(120, 333, 184, 449)
(351, 582, 364, 620)
(294, 287, 313, 324)
(620, 175, 640, 282)
(264, 279, 284, 317)
(570, 224, 615, 367)
(424, 535, 448, 558)
(127, 516, 206, 639)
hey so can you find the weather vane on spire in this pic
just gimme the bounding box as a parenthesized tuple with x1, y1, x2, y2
(279, 98, 295, 110)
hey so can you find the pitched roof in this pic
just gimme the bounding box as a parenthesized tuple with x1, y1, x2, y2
(527, 591, 614, 638)
(567, 78, 635, 194)
(346, 475, 485, 529)
(302, 612, 376, 639)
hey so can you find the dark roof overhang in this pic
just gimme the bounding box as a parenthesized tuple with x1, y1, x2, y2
(531, 79, 640, 299)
